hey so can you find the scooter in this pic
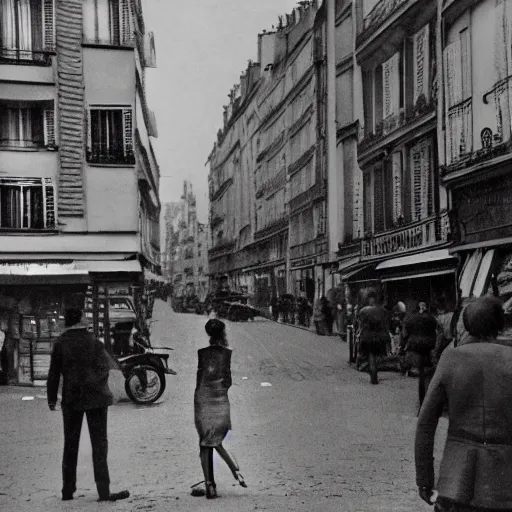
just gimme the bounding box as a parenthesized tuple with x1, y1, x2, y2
(116, 321, 176, 405)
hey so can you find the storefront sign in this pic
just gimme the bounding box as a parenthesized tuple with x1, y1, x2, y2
(291, 257, 317, 269)
(454, 177, 512, 245)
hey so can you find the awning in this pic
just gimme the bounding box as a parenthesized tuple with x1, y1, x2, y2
(376, 249, 456, 270)
(381, 269, 455, 283)
(0, 260, 141, 284)
(459, 250, 483, 298)
(458, 249, 498, 299)
(337, 256, 360, 273)
(340, 262, 375, 281)
(77, 260, 142, 273)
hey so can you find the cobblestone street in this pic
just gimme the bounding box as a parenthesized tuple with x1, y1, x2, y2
(0, 300, 448, 512)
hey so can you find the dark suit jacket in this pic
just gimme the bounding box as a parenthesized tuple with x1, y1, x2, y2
(47, 323, 113, 411)
(415, 338, 512, 508)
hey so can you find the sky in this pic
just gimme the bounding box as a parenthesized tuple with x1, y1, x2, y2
(142, 0, 300, 224)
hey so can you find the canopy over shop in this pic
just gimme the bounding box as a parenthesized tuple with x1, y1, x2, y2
(0, 260, 142, 386)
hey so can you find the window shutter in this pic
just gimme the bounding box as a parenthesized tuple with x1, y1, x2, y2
(413, 25, 430, 104)
(43, 109, 55, 146)
(420, 139, 431, 220)
(123, 108, 133, 161)
(444, 40, 462, 163)
(363, 171, 372, 233)
(382, 52, 400, 119)
(363, 70, 374, 134)
(391, 151, 403, 223)
(120, 0, 132, 44)
(411, 142, 423, 221)
(460, 29, 471, 101)
(44, 178, 56, 229)
(42, 0, 55, 51)
(86, 107, 92, 159)
(373, 165, 385, 233)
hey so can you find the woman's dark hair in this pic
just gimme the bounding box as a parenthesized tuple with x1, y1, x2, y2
(463, 296, 505, 339)
(64, 308, 82, 327)
(205, 319, 228, 347)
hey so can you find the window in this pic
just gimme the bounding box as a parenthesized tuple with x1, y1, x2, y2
(0, 102, 54, 149)
(372, 162, 393, 233)
(444, 27, 473, 164)
(0, 0, 54, 62)
(87, 107, 134, 165)
(0, 177, 55, 229)
(82, 0, 133, 46)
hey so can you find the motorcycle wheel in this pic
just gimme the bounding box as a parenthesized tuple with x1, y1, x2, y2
(124, 365, 166, 405)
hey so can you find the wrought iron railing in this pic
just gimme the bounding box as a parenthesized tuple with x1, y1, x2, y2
(361, 212, 449, 260)
(358, 98, 435, 155)
(87, 144, 135, 165)
(0, 48, 53, 65)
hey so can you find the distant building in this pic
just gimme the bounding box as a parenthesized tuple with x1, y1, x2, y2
(165, 182, 209, 300)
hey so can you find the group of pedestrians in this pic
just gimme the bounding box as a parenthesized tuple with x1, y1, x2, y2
(45, 292, 512, 512)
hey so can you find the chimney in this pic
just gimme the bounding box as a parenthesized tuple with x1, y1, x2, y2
(240, 72, 248, 98)
(222, 106, 228, 127)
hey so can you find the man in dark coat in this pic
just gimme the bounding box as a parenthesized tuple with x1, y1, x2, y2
(47, 307, 129, 502)
(401, 302, 438, 409)
(415, 296, 512, 511)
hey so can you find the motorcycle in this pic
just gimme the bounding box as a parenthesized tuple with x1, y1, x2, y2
(116, 321, 177, 405)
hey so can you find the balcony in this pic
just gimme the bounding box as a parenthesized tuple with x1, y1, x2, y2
(290, 237, 325, 260)
(254, 217, 288, 242)
(360, 212, 450, 261)
(255, 168, 286, 199)
(356, 0, 435, 64)
(208, 239, 236, 259)
(86, 144, 135, 166)
(358, 99, 435, 161)
(0, 48, 53, 66)
(289, 180, 325, 214)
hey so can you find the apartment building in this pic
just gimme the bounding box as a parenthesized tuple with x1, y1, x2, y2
(208, 1, 330, 306)
(0, 0, 160, 384)
(342, 0, 456, 310)
(167, 182, 209, 301)
(440, 0, 512, 304)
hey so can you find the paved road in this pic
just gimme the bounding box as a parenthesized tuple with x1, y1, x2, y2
(0, 300, 448, 512)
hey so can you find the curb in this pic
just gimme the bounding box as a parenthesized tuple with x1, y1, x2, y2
(270, 318, 342, 338)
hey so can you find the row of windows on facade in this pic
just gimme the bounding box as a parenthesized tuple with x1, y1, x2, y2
(0, 103, 134, 165)
(0, 0, 133, 63)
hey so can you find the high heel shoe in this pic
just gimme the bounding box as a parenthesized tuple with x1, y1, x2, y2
(234, 471, 247, 488)
(205, 482, 217, 499)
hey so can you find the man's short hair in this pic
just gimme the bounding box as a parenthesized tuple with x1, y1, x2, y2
(64, 308, 82, 327)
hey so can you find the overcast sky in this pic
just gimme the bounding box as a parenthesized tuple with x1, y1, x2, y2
(143, 0, 300, 223)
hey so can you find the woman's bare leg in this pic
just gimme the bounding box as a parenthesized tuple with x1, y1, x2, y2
(214, 444, 238, 477)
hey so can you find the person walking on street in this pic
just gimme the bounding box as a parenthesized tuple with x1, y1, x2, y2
(192, 319, 247, 499)
(313, 297, 326, 335)
(47, 306, 129, 503)
(401, 302, 438, 409)
(322, 296, 334, 335)
(358, 290, 390, 385)
(415, 296, 512, 512)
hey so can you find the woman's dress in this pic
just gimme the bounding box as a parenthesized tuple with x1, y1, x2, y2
(194, 345, 232, 447)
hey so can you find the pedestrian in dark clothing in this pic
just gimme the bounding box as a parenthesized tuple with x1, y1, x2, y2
(415, 296, 512, 512)
(322, 297, 334, 335)
(271, 296, 279, 322)
(192, 319, 247, 500)
(358, 291, 390, 385)
(313, 298, 326, 335)
(401, 302, 438, 409)
(47, 307, 129, 503)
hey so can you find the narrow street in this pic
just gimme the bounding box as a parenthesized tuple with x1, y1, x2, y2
(0, 300, 448, 512)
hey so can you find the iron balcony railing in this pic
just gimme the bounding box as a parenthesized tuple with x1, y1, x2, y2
(361, 212, 450, 260)
(0, 48, 53, 65)
(87, 143, 135, 165)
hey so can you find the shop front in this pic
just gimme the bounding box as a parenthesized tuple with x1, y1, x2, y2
(0, 260, 142, 386)
(290, 257, 317, 303)
(375, 249, 458, 312)
(451, 175, 512, 305)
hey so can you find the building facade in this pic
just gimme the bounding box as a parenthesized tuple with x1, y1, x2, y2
(0, 0, 160, 384)
(339, 0, 455, 310)
(208, 1, 329, 306)
(166, 182, 209, 301)
(440, 0, 512, 305)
